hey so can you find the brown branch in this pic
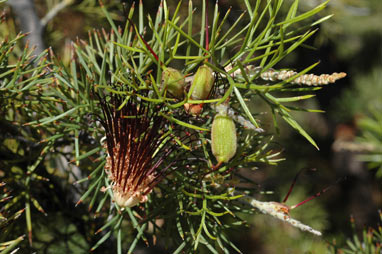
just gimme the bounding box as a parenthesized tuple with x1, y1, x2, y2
(9, 0, 45, 55)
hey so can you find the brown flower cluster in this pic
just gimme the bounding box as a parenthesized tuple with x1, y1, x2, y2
(99, 94, 173, 208)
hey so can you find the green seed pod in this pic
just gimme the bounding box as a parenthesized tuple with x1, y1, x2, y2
(211, 113, 237, 165)
(191, 65, 214, 100)
(161, 67, 185, 99)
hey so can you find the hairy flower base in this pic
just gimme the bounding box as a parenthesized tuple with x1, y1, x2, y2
(112, 189, 149, 208)
(105, 142, 155, 208)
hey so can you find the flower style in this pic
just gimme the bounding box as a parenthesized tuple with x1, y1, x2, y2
(99, 93, 173, 208)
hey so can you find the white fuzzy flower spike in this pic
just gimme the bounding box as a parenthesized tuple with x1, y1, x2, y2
(243, 197, 322, 236)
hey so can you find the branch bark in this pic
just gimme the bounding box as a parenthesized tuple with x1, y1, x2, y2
(9, 0, 45, 55)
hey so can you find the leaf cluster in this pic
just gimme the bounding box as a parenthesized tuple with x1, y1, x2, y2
(0, 0, 346, 253)
(328, 211, 382, 254)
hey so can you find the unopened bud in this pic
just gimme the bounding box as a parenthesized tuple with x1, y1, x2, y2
(211, 113, 237, 165)
(191, 65, 214, 100)
(161, 67, 185, 99)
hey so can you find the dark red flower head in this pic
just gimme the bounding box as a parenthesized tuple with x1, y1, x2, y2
(99, 93, 173, 207)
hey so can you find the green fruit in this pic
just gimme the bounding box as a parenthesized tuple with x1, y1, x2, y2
(161, 67, 185, 99)
(191, 65, 214, 100)
(211, 113, 237, 164)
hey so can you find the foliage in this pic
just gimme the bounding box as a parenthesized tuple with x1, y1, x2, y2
(331, 64, 382, 177)
(332, 65, 382, 124)
(0, 15, 51, 252)
(328, 211, 382, 254)
(0, 183, 25, 254)
(0, 0, 353, 253)
(316, 0, 382, 61)
(356, 109, 382, 178)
